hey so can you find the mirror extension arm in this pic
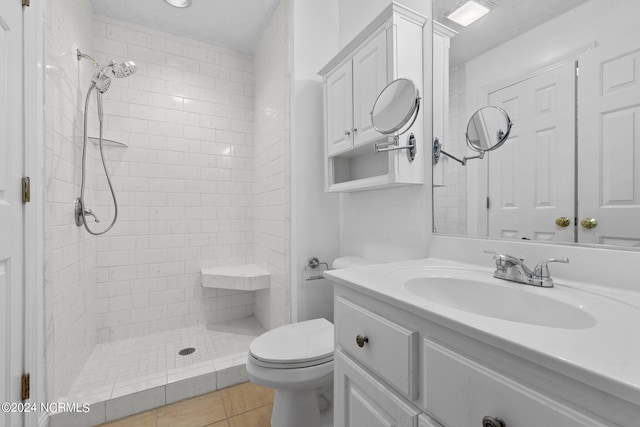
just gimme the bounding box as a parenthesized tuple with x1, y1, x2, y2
(375, 134, 417, 162)
(433, 138, 484, 166)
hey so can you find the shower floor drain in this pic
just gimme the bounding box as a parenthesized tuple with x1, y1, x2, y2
(178, 347, 196, 356)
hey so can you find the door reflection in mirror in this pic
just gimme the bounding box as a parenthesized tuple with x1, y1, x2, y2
(432, 0, 640, 248)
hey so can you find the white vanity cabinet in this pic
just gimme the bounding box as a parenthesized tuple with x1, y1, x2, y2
(333, 284, 633, 427)
(319, 3, 426, 192)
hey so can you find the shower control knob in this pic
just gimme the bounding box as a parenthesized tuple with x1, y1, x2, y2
(482, 416, 506, 427)
(355, 335, 369, 348)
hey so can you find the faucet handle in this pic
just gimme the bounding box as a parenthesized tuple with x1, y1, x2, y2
(484, 250, 524, 264)
(533, 258, 569, 278)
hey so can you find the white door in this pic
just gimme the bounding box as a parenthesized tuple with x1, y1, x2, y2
(352, 30, 388, 148)
(487, 61, 576, 242)
(578, 37, 640, 246)
(0, 1, 25, 426)
(326, 60, 353, 156)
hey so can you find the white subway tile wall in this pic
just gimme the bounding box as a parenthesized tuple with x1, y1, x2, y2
(252, 0, 291, 330)
(91, 14, 258, 343)
(44, 0, 99, 403)
(44, 1, 291, 403)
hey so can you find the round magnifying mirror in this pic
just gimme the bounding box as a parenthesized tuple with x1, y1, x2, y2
(466, 106, 513, 152)
(371, 78, 421, 135)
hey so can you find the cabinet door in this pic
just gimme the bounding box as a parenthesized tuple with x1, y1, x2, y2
(335, 350, 420, 427)
(326, 60, 354, 156)
(352, 30, 388, 148)
(419, 413, 443, 427)
(423, 339, 608, 427)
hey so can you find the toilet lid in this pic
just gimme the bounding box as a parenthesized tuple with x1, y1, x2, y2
(249, 318, 334, 367)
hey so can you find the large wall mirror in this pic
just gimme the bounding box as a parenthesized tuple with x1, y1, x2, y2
(432, 0, 640, 249)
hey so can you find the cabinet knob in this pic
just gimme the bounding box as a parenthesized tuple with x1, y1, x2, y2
(482, 416, 506, 427)
(352, 128, 358, 133)
(355, 334, 369, 348)
(344, 130, 351, 136)
(580, 218, 598, 229)
(555, 217, 571, 227)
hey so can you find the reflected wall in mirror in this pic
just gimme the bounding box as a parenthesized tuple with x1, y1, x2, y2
(432, 0, 640, 249)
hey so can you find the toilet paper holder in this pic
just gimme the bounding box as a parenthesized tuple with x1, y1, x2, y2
(304, 257, 331, 281)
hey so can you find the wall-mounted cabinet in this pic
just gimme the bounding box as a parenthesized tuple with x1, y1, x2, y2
(319, 3, 427, 192)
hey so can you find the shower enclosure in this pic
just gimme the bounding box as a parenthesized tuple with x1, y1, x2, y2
(43, 0, 291, 422)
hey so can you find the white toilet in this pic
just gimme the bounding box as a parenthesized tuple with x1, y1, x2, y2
(246, 318, 334, 427)
(246, 257, 376, 427)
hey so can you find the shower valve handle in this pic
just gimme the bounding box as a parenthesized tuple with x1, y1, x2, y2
(83, 208, 100, 223)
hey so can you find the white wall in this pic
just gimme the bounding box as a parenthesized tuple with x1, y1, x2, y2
(337, 0, 433, 263)
(91, 15, 257, 342)
(43, 0, 98, 402)
(253, 0, 292, 330)
(290, 0, 341, 322)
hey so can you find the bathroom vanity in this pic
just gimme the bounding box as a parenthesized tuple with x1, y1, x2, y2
(326, 259, 640, 427)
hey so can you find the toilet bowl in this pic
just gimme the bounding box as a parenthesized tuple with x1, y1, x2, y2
(246, 318, 334, 427)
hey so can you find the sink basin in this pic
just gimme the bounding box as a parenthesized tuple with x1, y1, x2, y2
(404, 276, 596, 329)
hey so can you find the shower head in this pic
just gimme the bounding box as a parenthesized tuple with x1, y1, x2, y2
(92, 74, 111, 93)
(111, 61, 137, 78)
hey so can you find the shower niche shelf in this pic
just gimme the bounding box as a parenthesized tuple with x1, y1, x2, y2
(89, 137, 128, 148)
(201, 264, 270, 291)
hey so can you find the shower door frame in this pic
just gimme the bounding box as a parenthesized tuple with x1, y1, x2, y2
(22, 2, 45, 427)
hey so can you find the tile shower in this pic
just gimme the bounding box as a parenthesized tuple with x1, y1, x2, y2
(43, 0, 290, 419)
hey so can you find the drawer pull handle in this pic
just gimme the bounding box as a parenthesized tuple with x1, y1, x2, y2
(355, 335, 369, 348)
(482, 416, 505, 427)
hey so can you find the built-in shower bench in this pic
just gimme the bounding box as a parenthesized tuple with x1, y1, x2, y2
(201, 264, 270, 291)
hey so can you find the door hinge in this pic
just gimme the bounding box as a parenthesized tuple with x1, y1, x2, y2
(22, 177, 31, 203)
(21, 374, 30, 400)
(22, 0, 30, 7)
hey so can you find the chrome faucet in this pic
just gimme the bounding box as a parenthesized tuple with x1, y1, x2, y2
(485, 251, 569, 288)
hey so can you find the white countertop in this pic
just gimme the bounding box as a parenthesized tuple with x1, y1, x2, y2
(325, 258, 640, 407)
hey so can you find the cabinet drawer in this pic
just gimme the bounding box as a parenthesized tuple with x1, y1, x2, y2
(423, 339, 608, 427)
(335, 296, 418, 399)
(335, 349, 421, 427)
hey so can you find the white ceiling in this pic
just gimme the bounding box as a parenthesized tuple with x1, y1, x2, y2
(89, 0, 281, 54)
(434, 0, 590, 65)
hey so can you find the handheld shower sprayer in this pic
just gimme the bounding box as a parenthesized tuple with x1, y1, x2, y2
(75, 49, 137, 235)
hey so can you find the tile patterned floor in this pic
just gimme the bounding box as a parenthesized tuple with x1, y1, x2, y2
(64, 317, 265, 405)
(95, 382, 275, 427)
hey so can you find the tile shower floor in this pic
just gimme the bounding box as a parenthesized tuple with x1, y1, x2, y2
(53, 317, 265, 426)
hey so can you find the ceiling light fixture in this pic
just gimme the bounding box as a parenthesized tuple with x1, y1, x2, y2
(165, 0, 192, 8)
(446, 0, 490, 27)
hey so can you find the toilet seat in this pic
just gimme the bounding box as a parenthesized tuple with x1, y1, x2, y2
(249, 318, 334, 369)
